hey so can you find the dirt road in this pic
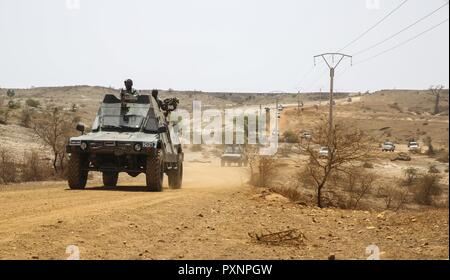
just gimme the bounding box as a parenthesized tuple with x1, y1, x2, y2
(0, 162, 448, 260)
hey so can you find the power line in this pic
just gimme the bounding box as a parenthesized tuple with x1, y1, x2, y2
(353, 1, 449, 56)
(335, 17, 448, 79)
(354, 18, 449, 65)
(338, 0, 409, 52)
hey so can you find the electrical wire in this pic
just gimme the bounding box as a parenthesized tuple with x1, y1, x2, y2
(338, 0, 409, 52)
(354, 18, 449, 65)
(353, 1, 449, 56)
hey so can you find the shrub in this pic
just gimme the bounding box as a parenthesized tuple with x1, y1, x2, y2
(25, 99, 40, 108)
(8, 100, 20, 109)
(0, 149, 19, 184)
(247, 147, 278, 188)
(20, 108, 32, 128)
(423, 136, 435, 155)
(21, 150, 52, 182)
(345, 169, 377, 209)
(413, 174, 442, 205)
(380, 185, 409, 211)
(282, 130, 299, 143)
(428, 165, 440, 174)
(403, 167, 418, 186)
(0, 108, 10, 125)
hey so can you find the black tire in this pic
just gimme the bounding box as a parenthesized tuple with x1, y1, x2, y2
(146, 150, 163, 192)
(67, 153, 88, 189)
(168, 162, 183, 189)
(102, 172, 118, 187)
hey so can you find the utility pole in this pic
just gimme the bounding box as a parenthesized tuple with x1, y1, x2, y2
(429, 85, 444, 115)
(314, 53, 352, 133)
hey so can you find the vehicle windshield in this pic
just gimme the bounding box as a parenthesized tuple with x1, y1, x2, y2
(92, 103, 158, 132)
(225, 146, 241, 154)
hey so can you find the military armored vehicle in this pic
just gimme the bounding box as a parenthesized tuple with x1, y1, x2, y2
(66, 90, 183, 192)
(220, 145, 247, 167)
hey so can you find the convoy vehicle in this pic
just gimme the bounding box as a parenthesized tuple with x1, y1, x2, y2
(318, 146, 329, 158)
(66, 91, 183, 191)
(381, 141, 396, 152)
(221, 145, 247, 167)
(408, 141, 420, 153)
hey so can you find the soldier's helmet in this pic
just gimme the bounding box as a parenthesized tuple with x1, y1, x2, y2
(124, 79, 133, 91)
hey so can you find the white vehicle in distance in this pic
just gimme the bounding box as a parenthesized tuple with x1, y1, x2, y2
(381, 141, 396, 152)
(302, 132, 312, 140)
(408, 141, 421, 153)
(318, 147, 329, 158)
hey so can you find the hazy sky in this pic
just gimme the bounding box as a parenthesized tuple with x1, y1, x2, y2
(0, 0, 448, 92)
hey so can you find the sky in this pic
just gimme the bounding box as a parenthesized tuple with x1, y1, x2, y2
(0, 0, 448, 93)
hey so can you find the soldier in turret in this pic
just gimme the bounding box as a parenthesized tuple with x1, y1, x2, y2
(120, 79, 139, 100)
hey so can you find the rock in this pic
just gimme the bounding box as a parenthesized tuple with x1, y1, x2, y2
(265, 193, 290, 203)
(366, 226, 376, 230)
(376, 213, 385, 220)
(197, 213, 204, 218)
(328, 255, 336, 260)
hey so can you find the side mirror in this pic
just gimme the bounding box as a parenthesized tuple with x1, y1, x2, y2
(76, 123, 86, 134)
(157, 126, 168, 133)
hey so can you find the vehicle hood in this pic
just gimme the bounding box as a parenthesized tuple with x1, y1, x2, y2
(221, 154, 241, 158)
(70, 131, 159, 143)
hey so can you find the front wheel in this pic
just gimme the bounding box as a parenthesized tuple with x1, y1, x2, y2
(168, 162, 183, 189)
(67, 153, 88, 189)
(146, 150, 164, 192)
(102, 172, 118, 187)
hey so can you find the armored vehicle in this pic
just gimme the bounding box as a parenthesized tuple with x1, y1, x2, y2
(221, 145, 247, 167)
(66, 90, 183, 192)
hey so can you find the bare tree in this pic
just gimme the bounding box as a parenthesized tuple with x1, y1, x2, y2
(298, 119, 372, 208)
(32, 107, 76, 174)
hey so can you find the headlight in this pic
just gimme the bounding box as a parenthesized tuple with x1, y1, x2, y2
(142, 142, 154, 148)
(80, 142, 88, 150)
(134, 143, 142, 151)
(70, 140, 81, 146)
